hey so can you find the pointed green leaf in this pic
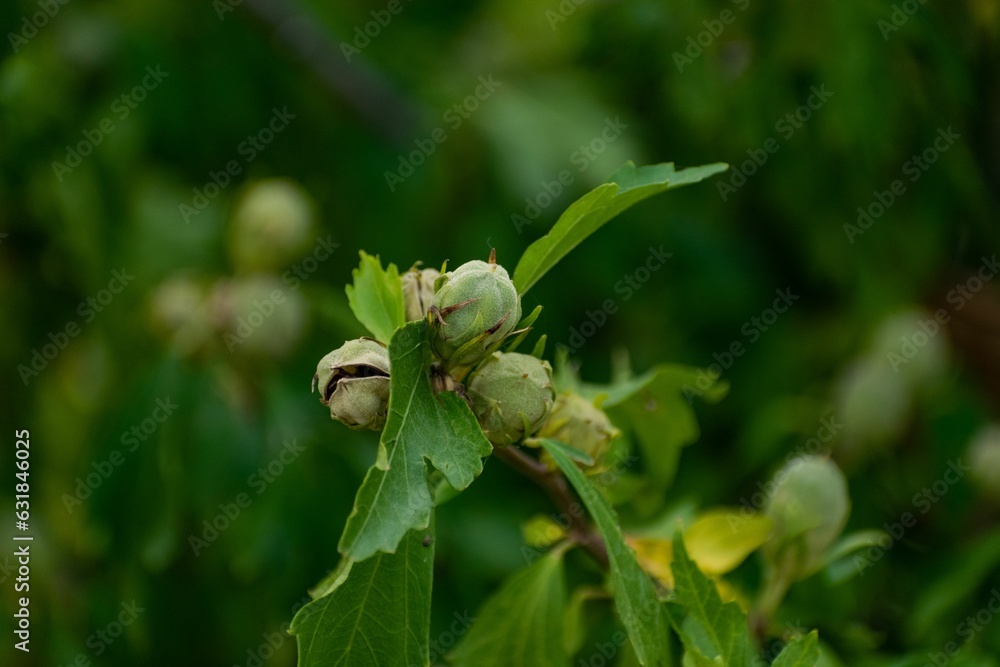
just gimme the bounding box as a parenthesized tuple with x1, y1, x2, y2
(505, 304, 544, 353)
(449, 548, 568, 667)
(538, 438, 670, 666)
(665, 533, 754, 667)
(594, 364, 728, 488)
(345, 251, 406, 343)
(339, 321, 493, 561)
(772, 631, 819, 667)
(512, 161, 727, 295)
(291, 524, 435, 667)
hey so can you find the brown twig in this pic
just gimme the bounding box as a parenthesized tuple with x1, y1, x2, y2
(492, 446, 610, 571)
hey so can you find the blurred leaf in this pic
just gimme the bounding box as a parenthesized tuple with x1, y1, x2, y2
(598, 364, 729, 488)
(772, 632, 820, 667)
(291, 524, 434, 667)
(564, 586, 607, 656)
(513, 161, 727, 295)
(908, 527, 1000, 643)
(684, 509, 772, 575)
(521, 514, 567, 548)
(449, 547, 568, 667)
(539, 438, 670, 666)
(822, 530, 887, 584)
(345, 251, 405, 344)
(665, 532, 754, 667)
(339, 321, 492, 561)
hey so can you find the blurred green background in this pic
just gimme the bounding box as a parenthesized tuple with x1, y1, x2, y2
(2, 0, 1000, 664)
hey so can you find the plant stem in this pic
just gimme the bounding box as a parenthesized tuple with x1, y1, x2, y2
(750, 562, 795, 643)
(492, 445, 610, 570)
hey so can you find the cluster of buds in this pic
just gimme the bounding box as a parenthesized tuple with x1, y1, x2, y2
(315, 252, 549, 442)
(313, 252, 625, 459)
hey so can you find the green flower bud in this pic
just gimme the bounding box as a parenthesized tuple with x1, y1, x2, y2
(536, 392, 620, 466)
(312, 338, 391, 430)
(468, 352, 554, 446)
(401, 266, 440, 322)
(148, 275, 214, 357)
(763, 455, 850, 579)
(429, 257, 521, 369)
(209, 274, 305, 357)
(228, 179, 316, 272)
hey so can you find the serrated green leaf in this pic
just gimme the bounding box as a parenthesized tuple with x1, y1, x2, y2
(772, 631, 819, 667)
(339, 321, 492, 561)
(291, 524, 435, 667)
(449, 548, 568, 667)
(512, 161, 727, 295)
(538, 438, 670, 666)
(666, 532, 754, 667)
(596, 364, 728, 488)
(345, 251, 406, 343)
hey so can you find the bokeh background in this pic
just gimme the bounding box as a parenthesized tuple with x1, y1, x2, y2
(2, 0, 1000, 665)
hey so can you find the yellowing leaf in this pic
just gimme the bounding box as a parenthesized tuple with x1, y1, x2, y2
(684, 509, 773, 575)
(628, 508, 772, 600)
(627, 536, 675, 587)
